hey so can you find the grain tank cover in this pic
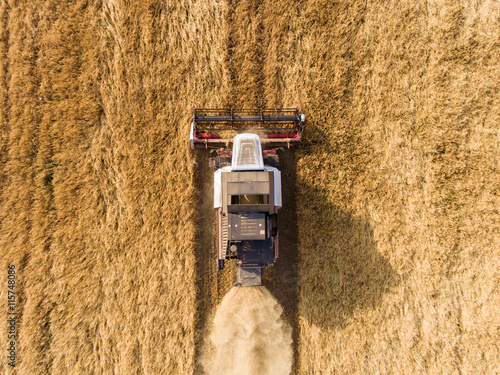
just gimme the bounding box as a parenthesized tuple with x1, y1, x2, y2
(231, 134, 264, 171)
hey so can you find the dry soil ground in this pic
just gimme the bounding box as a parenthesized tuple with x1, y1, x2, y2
(0, 0, 499, 374)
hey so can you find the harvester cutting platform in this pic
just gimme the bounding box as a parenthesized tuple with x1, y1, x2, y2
(191, 108, 305, 286)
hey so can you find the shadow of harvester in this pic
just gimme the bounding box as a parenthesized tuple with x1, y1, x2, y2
(298, 183, 400, 330)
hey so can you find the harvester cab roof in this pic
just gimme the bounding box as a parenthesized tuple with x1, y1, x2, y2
(191, 108, 305, 287)
(231, 133, 264, 171)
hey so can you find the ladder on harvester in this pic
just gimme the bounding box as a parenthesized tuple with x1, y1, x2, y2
(221, 214, 228, 261)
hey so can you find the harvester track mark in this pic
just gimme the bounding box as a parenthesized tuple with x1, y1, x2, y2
(266, 149, 300, 373)
(193, 149, 219, 374)
(193, 148, 235, 375)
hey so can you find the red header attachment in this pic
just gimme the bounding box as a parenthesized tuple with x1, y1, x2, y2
(190, 108, 305, 149)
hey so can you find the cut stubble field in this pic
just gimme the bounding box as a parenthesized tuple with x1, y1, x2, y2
(0, 0, 499, 374)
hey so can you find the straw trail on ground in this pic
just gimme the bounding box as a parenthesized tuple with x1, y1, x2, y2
(202, 286, 292, 375)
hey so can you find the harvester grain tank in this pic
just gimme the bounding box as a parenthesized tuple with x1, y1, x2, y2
(190, 108, 305, 286)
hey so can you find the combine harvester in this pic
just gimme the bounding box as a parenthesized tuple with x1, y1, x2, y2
(190, 108, 305, 286)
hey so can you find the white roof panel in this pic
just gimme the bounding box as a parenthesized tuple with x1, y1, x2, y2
(231, 134, 264, 171)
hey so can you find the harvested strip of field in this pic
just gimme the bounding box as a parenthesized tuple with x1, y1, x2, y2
(202, 286, 292, 375)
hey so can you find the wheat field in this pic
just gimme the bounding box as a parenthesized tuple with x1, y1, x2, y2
(0, 0, 499, 374)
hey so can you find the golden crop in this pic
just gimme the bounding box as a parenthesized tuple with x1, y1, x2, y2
(0, 0, 498, 374)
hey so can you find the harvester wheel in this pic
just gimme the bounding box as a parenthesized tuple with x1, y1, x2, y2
(264, 154, 279, 168)
(218, 259, 224, 271)
(271, 214, 278, 236)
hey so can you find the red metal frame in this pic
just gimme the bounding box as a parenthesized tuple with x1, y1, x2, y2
(191, 131, 302, 149)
